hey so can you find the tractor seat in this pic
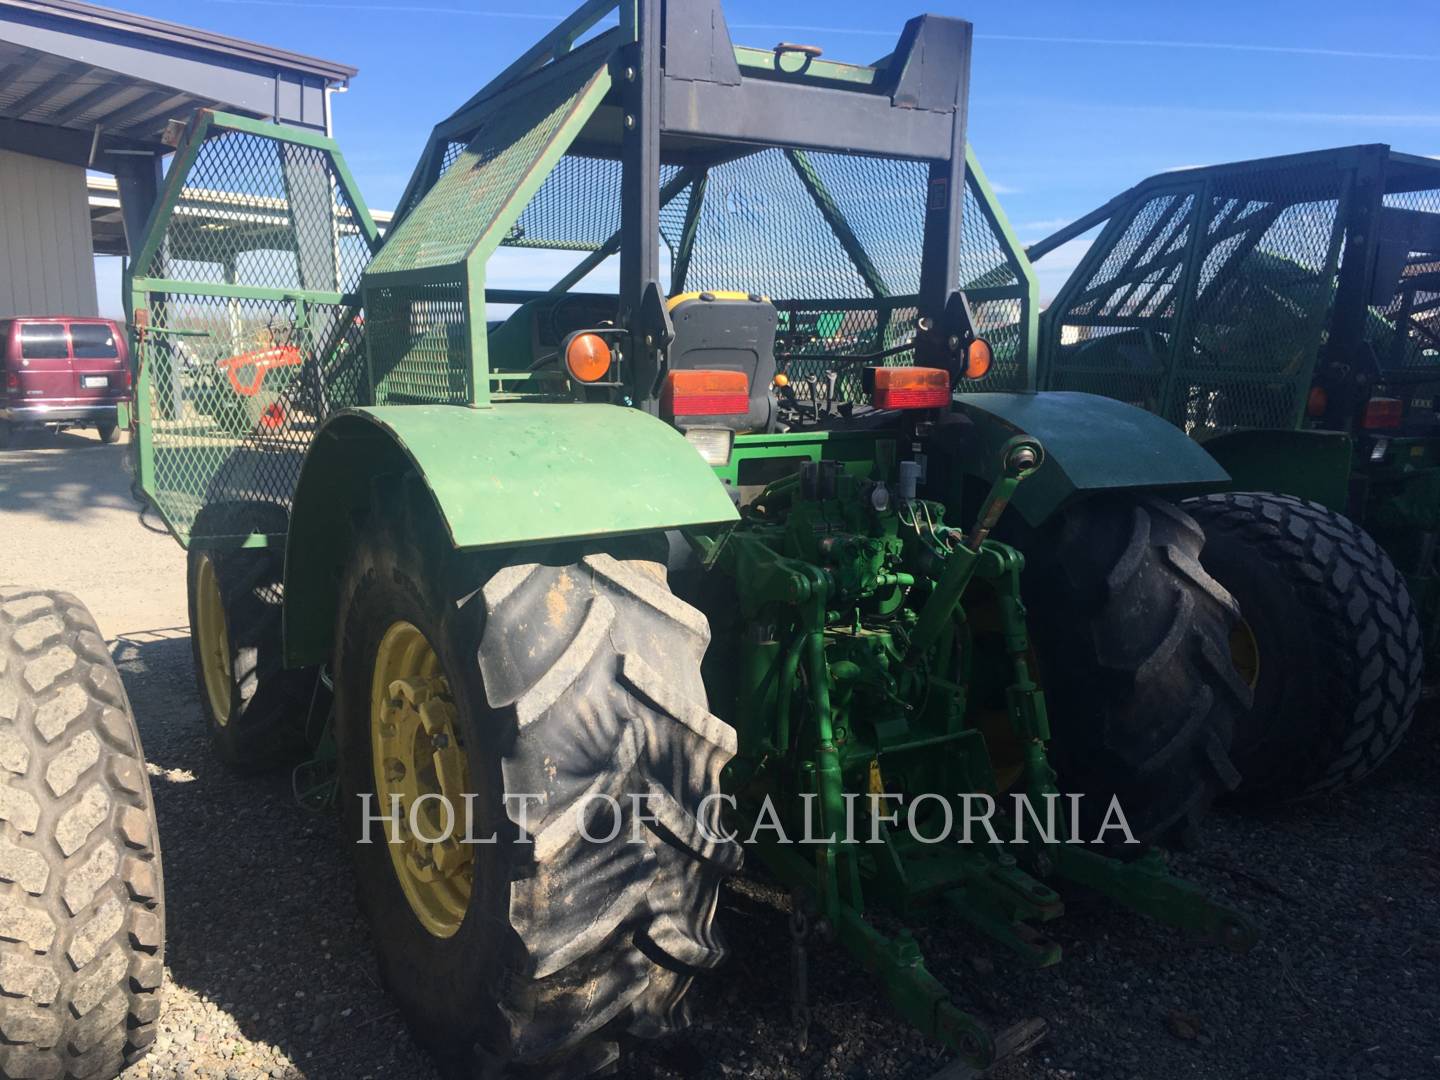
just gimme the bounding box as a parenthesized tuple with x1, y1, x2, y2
(666, 291, 778, 432)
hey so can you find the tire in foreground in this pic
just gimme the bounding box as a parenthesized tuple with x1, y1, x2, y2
(334, 478, 738, 1077)
(0, 587, 164, 1078)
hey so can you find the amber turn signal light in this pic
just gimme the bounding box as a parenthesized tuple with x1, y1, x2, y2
(1306, 386, 1328, 418)
(964, 338, 993, 380)
(565, 333, 612, 383)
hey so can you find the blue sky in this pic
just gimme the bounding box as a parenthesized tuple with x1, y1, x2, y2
(97, 0, 1440, 313)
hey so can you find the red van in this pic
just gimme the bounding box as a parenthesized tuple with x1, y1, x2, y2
(0, 316, 131, 447)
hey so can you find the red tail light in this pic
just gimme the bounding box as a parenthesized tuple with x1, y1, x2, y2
(869, 366, 950, 410)
(260, 402, 286, 430)
(4, 370, 16, 393)
(1362, 397, 1403, 430)
(661, 370, 749, 417)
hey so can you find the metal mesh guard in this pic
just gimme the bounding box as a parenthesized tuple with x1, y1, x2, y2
(134, 121, 375, 545)
(367, 59, 607, 274)
(1049, 167, 1345, 434)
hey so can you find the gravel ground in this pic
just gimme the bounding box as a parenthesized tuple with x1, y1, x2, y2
(2, 431, 1437, 1080)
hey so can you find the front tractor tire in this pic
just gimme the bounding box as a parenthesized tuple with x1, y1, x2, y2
(334, 480, 738, 1078)
(1181, 492, 1423, 801)
(1018, 495, 1250, 848)
(185, 504, 315, 770)
(0, 588, 165, 1079)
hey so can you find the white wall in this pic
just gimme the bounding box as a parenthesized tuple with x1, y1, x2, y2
(0, 149, 97, 318)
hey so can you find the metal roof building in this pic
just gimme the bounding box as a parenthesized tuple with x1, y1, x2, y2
(0, 0, 355, 316)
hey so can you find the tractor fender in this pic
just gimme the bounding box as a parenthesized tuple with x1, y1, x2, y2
(1197, 427, 1352, 513)
(282, 404, 739, 667)
(948, 391, 1231, 526)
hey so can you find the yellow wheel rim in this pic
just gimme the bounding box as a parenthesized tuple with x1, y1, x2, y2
(1230, 618, 1260, 690)
(194, 555, 233, 727)
(370, 621, 472, 939)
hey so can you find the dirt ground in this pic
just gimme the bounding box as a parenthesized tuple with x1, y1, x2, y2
(1, 429, 1437, 1080)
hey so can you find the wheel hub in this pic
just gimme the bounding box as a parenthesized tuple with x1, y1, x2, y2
(370, 621, 472, 938)
(194, 555, 233, 726)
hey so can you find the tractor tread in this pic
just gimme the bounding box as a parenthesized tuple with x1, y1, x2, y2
(335, 477, 735, 1078)
(1183, 492, 1422, 799)
(480, 551, 736, 1063)
(1021, 496, 1249, 847)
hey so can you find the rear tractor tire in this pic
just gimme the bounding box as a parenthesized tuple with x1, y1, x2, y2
(186, 503, 315, 770)
(0, 587, 165, 1078)
(1182, 492, 1423, 801)
(334, 478, 739, 1077)
(1017, 495, 1250, 848)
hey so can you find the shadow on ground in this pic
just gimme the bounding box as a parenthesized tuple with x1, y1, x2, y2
(109, 622, 1440, 1080)
(0, 428, 139, 526)
(112, 629, 441, 1079)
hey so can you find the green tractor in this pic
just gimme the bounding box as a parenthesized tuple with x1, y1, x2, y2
(108, 0, 1270, 1075)
(1029, 145, 1429, 802)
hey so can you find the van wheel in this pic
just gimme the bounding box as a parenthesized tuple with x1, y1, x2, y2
(334, 476, 738, 1076)
(0, 421, 16, 449)
(0, 588, 165, 1078)
(96, 422, 119, 444)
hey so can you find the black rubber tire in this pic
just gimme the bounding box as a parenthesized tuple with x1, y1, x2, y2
(0, 587, 165, 1078)
(185, 503, 315, 770)
(1016, 495, 1250, 848)
(0, 421, 17, 450)
(95, 423, 119, 445)
(334, 475, 738, 1078)
(1182, 492, 1423, 801)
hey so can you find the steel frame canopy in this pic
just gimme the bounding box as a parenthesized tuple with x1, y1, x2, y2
(1029, 144, 1440, 430)
(374, 0, 980, 408)
(0, 0, 355, 251)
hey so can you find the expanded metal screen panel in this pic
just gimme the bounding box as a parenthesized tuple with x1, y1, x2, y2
(802, 151, 928, 295)
(367, 279, 473, 405)
(779, 301, 917, 402)
(958, 179, 1021, 294)
(1048, 166, 1346, 434)
(132, 117, 378, 545)
(506, 157, 688, 252)
(138, 294, 366, 543)
(153, 131, 372, 295)
(368, 60, 607, 274)
(675, 152, 1029, 399)
(681, 148, 875, 301)
(1372, 185, 1440, 375)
